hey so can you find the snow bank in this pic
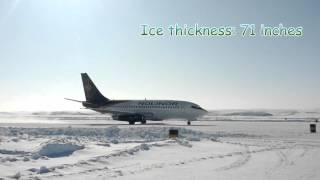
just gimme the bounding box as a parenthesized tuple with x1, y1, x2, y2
(37, 140, 84, 158)
(0, 149, 28, 155)
(125, 143, 151, 155)
(222, 111, 273, 116)
(0, 126, 213, 142)
(38, 166, 51, 174)
(10, 172, 21, 179)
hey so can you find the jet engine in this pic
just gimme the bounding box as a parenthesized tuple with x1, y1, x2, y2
(112, 114, 146, 125)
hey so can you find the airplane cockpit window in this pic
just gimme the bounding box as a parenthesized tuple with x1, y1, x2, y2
(191, 105, 205, 111)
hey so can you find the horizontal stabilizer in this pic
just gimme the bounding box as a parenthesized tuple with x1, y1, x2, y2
(64, 98, 83, 103)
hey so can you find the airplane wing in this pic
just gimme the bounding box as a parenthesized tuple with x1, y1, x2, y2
(86, 107, 155, 119)
(83, 107, 134, 114)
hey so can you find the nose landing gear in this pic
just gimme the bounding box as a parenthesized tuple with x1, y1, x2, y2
(187, 120, 191, 125)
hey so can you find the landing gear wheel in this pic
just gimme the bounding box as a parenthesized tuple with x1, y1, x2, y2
(140, 116, 146, 124)
(187, 121, 191, 125)
(129, 121, 135, 125)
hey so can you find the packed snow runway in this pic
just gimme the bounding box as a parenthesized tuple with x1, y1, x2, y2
(0, 110, 319, 180)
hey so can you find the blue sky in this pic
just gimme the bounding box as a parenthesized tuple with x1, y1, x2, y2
(0, 0, 319, 111)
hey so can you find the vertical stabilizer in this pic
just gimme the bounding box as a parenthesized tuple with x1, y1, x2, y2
(81, 73, 109, 104)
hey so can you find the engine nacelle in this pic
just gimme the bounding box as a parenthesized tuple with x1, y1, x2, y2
(112, 114, 144, 121)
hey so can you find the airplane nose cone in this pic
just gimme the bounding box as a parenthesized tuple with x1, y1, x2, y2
(203, 110, 208, 115)
(199, 109, 208, 116)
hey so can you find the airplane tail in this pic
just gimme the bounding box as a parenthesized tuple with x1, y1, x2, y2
(81, 73, 109, 105)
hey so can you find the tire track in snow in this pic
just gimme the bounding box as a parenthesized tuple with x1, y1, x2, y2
(215, 145, 251, 171)
(109, 144, 286, 177)
(26, 141, 171, 179)
(264, 142, 315, 179)
(24, 139, 293, 179)
(213, 139, 298, 172)
(120, 144, 286, 175)
(73, 145, 281, 178)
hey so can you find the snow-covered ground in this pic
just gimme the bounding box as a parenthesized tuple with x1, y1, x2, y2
(0, 110, 319, 180)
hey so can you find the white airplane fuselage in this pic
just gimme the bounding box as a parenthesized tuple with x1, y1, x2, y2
(90, 100, 207, 121)
(66, 73, 207, 125)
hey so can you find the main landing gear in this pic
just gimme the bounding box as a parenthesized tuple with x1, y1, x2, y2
(141, 116, 146, 124)
(128, 115, 146, 125)
(187, 120, 191, 125)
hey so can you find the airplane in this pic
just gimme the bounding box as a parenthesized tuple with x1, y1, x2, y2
(66, 73, 207, 125)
